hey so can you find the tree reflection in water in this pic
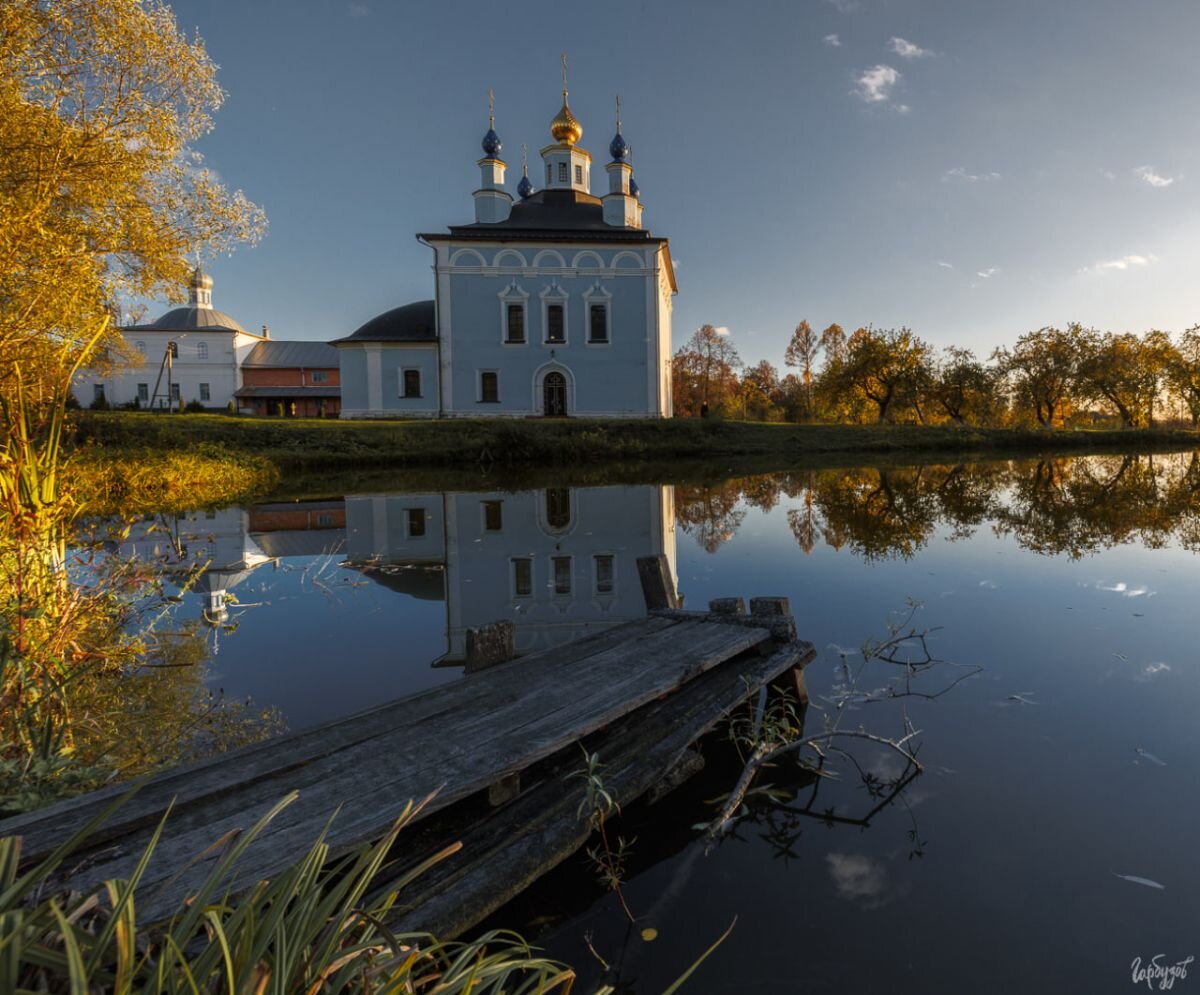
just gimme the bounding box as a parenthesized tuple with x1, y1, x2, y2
(675, 451, 1200, 561)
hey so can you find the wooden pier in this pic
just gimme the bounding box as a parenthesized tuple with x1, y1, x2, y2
(0, 565, 814, 935)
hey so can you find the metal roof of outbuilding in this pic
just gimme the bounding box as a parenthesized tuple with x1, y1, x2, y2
(242, 340, 340, 368)
(333, 300, 437, 344)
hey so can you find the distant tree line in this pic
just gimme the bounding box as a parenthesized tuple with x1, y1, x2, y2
(671, 322, 1200, 428)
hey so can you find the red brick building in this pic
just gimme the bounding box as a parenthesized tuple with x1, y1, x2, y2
(235, 340, 341, 417)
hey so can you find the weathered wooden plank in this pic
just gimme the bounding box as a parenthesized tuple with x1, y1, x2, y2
(387, 641, 817, 938)
(3, 615, 681, 860)
(17, 618, 773, 923)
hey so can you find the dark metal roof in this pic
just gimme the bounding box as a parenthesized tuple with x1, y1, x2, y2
(234, 386, 341, 398)
(125, 306, 253, 334)
(422, 189, 665, 242)
(333, 300, 437, 344)
(242, 340, 339, 368)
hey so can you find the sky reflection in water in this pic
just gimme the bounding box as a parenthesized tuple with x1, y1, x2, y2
(138, 452, 1200, 994)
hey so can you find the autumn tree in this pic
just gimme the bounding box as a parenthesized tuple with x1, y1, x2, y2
(994, 326, 1080, 427)
(1, 0, 265, 531)
(784, 320, 820, 420)
(671, 325, 743, 416)
(931, 347, 1002, 425)
(821, 326, 933, 424)
(1166, 326, 1200, 426)
(1073, 328, 1166, 428)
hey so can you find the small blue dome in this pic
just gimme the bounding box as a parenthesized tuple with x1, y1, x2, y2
(481, 128, 502, 156)
(517, 174, 533, 199)
(629, 176, 640, 198)
(609, 132, 629, 161)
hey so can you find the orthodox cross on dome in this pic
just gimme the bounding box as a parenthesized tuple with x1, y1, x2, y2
(488, 87, 495, 129)
(615, 93, 621, 131)
(561, 50, 568, 100)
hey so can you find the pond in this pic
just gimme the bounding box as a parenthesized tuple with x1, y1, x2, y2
(119, 451, 1200, 994)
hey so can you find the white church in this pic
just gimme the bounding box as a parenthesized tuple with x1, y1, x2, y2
(336, 73, 677, 419)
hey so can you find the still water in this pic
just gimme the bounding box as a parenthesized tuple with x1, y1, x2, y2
(126, 452, 1200, 993)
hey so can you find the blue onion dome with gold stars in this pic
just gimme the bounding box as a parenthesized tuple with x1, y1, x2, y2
(517, 174, 533, 199)
(481, 128, 501, 156)
(609, 131, 629, 161)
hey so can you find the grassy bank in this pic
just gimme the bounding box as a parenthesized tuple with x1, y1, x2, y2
(66, 444, 279, 516)
(73, 411, 1200, 476)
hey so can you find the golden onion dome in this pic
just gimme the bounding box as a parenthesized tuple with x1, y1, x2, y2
(550, 100, 582, 145)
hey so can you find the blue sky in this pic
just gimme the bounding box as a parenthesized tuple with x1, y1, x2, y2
(172, 0, 1200, 368)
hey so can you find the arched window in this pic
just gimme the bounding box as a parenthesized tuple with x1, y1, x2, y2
(545, 488, 571, 530)
(196, 341, 208, 360)
(543, 371, 567, 416)
(135, 341, 146, 354)
(167, 341, 178, 359)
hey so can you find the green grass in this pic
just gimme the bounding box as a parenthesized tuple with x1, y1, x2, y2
(72, 411, 1200, 478)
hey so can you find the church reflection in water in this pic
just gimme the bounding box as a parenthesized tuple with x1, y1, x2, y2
(343, 485, 677, 664)
(119, 485, 677, 666)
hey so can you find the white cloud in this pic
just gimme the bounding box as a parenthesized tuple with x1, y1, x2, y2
(824, 33, 842, 47)
(941, 167, 1001, 184)
(1134, 165, 1175, 188)
(890, 36, 933, 59)
(895, 103, 911, 114)
(348, 2, 369, 15)
(1078, 254, 1158, 276)
(1099, 169, 1116, 181)
(976, 267, 999, 279)
(713, 326, 731, 336)
(854, 65, 901, 104)
(937, 260, 954, 270)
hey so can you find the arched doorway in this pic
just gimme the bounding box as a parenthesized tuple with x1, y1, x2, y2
(543, 371, 567, 417)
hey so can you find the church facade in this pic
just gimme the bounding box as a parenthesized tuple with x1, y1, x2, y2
(337, 81, 676, 419)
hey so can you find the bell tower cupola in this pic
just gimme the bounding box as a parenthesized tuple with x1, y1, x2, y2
(602, 95, 639, 228)
(540, 53, 592, 195)
(473, 89, 513, 224)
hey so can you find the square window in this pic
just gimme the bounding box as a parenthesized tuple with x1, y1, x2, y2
(403, 369, 421, 397)
(480, 371, 499, 402)
(589, 304, 608, 343)
(199, 383, 210, 402)
(558, 162, 568, 183)
(546, 305, 565, 343)
(505, 304, 525, 343)
(513, 557, 533, 597)
(406, 508, 426, 538)
(312, 370, 328, 383)
(317, 513, 334, 527)
(137, 383, 149, 402)
(483, 500, 502, 531)
(552, 556, 572, 595)
(595, 554, 614, 594)
(574, 164, 583, 184)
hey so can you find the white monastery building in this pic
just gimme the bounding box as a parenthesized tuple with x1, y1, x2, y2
(336, 73, 677, 419)
(73, 268, 267, 411)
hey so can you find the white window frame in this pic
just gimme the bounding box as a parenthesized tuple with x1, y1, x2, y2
(405, 507, 427, 539)
(498, 282, 530, 346)
(583, 282, 613, 347)
(137, 383, 149, 403)
(540, 283, 569, 346)
(399, 368, 422, 398)
(478, 369, 501, 403)
(593, 552, 617, 596)
(511, 556, 534, 599)
(198, 383, 211, 402)
(311, 370, 328, 383)
(135, 341, 146, 355)
(549, 554, 573, 598)
(196, 341, 209, 360)
(481, 499, 503, 533)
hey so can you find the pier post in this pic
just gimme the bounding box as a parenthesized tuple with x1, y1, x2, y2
(637, 554, 681, 610)
(465, 620, 515, 674)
